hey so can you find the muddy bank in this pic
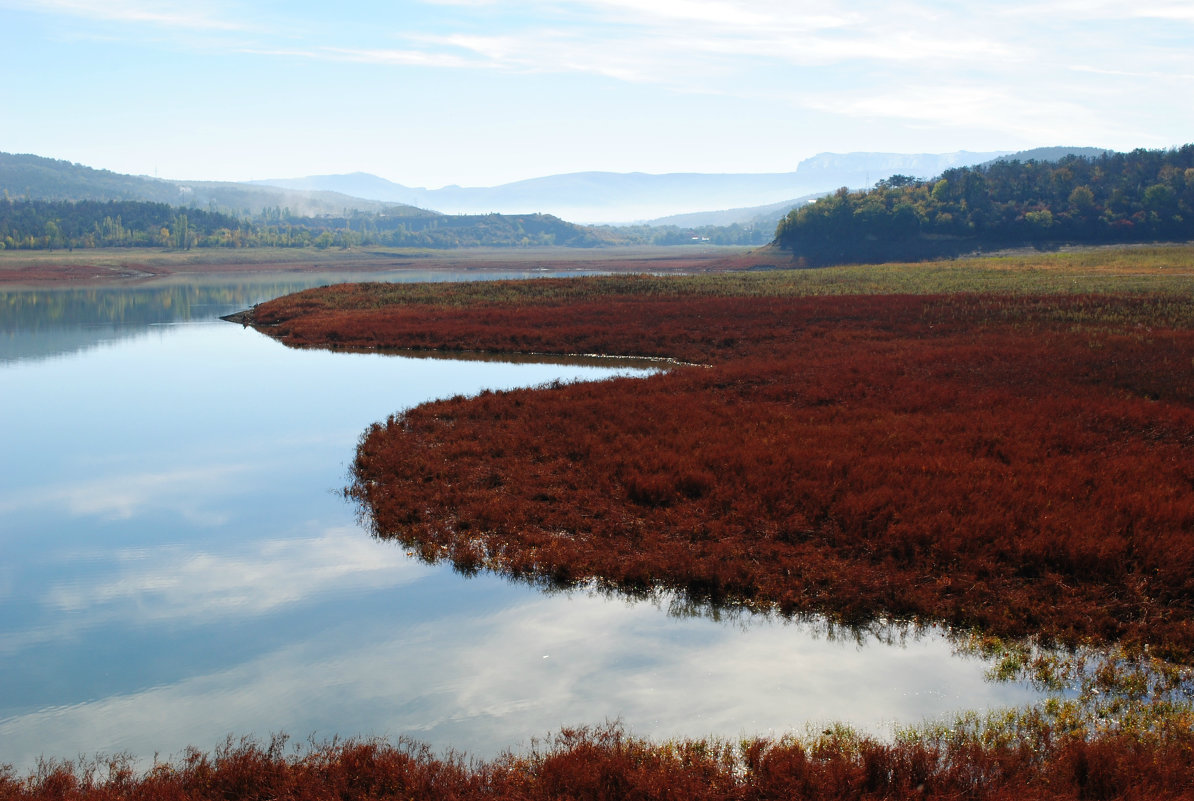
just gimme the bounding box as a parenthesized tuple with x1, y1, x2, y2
(0, 245, 778, 287)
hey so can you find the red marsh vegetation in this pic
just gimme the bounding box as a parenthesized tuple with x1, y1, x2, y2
(249, 257, 1194, 660)
(8, 722, 1194, 801)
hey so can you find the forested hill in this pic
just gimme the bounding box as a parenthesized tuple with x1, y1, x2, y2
(0, 199, 611, 250)
(0, 152, 430, 218)
(0, 153, 610, 249)
(775, 146, 1194, 264)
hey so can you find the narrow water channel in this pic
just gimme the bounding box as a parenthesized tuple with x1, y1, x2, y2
(0, 272, 1041, 769)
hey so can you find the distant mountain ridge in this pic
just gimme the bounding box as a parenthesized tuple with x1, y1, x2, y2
(4, 147, 1113, 229)
(253, 170, 811, 222)
(640, 194, 827, 229)
(984, 147, 1110, 166)
(253, 150, 1017, 223)
(0, 153, 432, 218)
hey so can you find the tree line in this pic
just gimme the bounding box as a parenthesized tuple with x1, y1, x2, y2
(0, 198, 611, 250)
(0, 199, 244, 250)
(0, 197, 766, 251)
(775, 145, 1194, 264)
(601, 222, 771, 246)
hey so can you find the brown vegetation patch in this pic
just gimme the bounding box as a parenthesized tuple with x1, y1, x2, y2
(0, 261, 162, 285)
(0, 245, 769, 286)
(6, 722, 1194, 801)
(250, 272, 1194, 660)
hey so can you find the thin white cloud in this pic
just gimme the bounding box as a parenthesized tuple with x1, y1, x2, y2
(242, 46, 481, 69)
(0, 465, 251, 522)
(1005, 0, 1194, 22)
(581, 0, 778, 28)
(403, 4, 1015, 72)
(1071, 65, 1194, 81)
(3, 0, 247, 30)
(391, 18, 1014, 95)
(800, 81, 1116, 145)
(41, 527, 426, 621)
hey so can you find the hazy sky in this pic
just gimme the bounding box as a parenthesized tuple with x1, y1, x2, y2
(3, 0, 1192, 187)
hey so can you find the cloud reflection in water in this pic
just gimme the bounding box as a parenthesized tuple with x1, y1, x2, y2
(41, 526, 431, 618)
(1, 550, 1040, 769)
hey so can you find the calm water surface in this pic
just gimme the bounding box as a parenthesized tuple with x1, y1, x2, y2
(0, 270, 1039, 768)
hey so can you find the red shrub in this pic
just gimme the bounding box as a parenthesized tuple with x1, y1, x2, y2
(259, 283, 1194, 658)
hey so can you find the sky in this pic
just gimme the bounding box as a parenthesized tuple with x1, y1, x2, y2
(2, 0, 1192, 188)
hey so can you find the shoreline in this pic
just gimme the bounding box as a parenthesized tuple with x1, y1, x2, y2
(0, 244, 779, 288)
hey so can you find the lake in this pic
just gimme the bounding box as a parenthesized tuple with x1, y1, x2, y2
(0, 269, 1039, 769)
